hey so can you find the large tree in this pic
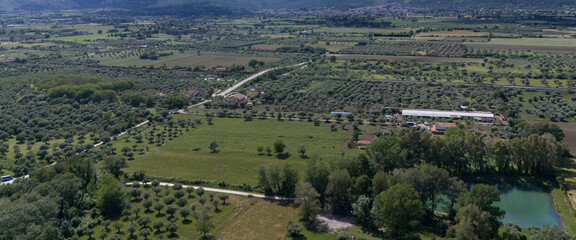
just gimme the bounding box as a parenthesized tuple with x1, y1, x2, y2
(371, 184, 425, 238)
(294, 182, 322, 222)
(458, 184, 504, 239)
(96, 173, 127, 217)
(306, 159, 330, 200)
(325, 169, 352, 214)
(352, 195, 371, 226)
(281, 164, 299, 195)
(450, 204, 494, 240)
(196, 206, 214, 238)
(102, 156, 127, 178)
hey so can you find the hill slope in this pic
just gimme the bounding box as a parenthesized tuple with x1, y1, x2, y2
(0, 0, 572, 13)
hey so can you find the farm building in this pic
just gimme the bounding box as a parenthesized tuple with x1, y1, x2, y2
(186, 89, 203, 98)
(431, 122, 457, 134)
(246, 88, 262, 97)
(357, 140, 372, 149)
(227, 93, 247, 101)
(330, 112, 351, 117)
(402, 109, 494, 122)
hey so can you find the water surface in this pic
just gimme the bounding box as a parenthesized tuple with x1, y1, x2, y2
(494, 184, 563, 229)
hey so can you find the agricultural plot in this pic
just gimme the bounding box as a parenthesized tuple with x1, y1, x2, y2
(95, 50, 280, 68)
(327, 54, 484, 63)
(414, 31, 519, 40)
(127, 116, 354, 186)
(466, 38, 576, 52)
(251, 44, 290, 50)
(317, 27, 414, 34)
(308, 41, 357, 52)
(339, 40, 465, 56)
(157, 55, 281, 68)
(553, 122, 576, 154)
(473, 38, 576, 47)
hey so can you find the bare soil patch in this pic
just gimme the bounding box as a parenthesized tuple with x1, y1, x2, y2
(553, 122, 576, 154)
(313, 210, 356, 232)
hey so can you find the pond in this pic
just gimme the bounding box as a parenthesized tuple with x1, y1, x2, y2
(494, 184, 563, 229)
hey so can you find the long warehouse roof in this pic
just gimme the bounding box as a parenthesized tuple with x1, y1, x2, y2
(401, 109, 495, 118)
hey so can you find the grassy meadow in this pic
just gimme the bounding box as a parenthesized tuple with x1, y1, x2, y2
(126, 116, 356, 187)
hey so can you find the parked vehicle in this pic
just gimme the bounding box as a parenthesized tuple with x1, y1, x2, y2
(1, 175, 13, 182)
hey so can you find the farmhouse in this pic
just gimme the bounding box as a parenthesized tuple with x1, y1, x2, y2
(227, 93, 247, 101)
(357, 140, 372, 149)
(186, 89, 203, 98)
(402, 109, 494, 122)
(204, 75, 218, 81)
(246, 88, 262, 97)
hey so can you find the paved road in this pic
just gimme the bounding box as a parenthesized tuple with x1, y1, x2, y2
(178, 62, 308, 113)
(214, 62, 308, 97)
(127, 182, 294, 201)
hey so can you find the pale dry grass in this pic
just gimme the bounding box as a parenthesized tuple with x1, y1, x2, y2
(218, 199, 298, 240)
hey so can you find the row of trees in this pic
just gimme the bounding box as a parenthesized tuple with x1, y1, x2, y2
(365, 123, 567, 176)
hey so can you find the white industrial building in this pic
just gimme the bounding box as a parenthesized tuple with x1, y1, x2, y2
(402, 109, 495, 122)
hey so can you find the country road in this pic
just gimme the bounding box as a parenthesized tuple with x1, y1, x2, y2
(181, 61, 308, 112)
(127, 182, 295, 201)
(213, 62, 308, 97)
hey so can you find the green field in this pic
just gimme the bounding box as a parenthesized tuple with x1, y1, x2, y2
(95, 51, 280, 68)
(127, 116, 356, 186)
(552, 189, 576, 235)
(317, 27, 413, 34)
(157, 55, 281, 68)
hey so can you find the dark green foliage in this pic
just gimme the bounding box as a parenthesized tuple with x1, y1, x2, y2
(258, 164, 300, 196)
(325, 169, 352, 214)
(294, 182, 322, 222)
(121, 92, 155, 107)
(305, 159, 330, 200)
(162, 96, 188, 109)
(449, 204, 495, 240)
(102, 156, 127, 178)
(371, 184, 425, 238)
(96, 173, 128, 218)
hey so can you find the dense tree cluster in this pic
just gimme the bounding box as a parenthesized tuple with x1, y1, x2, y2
(365, 124, 566, 176)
